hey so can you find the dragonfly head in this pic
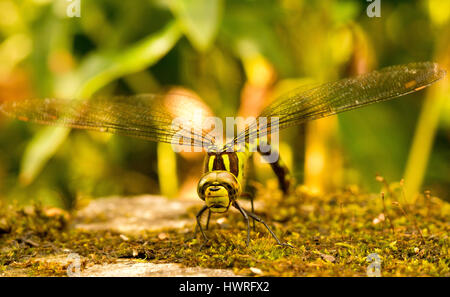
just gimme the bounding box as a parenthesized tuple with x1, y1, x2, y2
(197, 171, 241, 213)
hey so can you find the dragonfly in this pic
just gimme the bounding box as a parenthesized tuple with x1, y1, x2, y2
(0, 62, 446, 247)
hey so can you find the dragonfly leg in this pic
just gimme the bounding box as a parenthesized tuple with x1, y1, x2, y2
(205, 209, 212, 230)
(240, 192, 256, 230)
(246, 210, 293, 248)
(232, 201, 251, 247)
(194, 205, 209, 243)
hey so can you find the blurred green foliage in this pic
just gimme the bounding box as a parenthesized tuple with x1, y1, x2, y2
(0, 0, 449, 208)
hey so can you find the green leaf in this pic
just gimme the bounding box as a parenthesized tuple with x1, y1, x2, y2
(170, 0, 223, 52)
(220, 2, 293, 76)
(20, 127, 71, 185)
(19, 21, 182, 185)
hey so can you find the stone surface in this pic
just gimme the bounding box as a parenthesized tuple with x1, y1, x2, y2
(1, 254, 238, 277)
(79, 260, 238, 277)
(75, 195, 201, 233)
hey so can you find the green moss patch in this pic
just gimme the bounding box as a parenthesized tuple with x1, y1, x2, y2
(0, 183, 448, 276)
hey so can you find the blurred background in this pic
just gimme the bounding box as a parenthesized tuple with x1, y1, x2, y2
(0, 0, 449, 209)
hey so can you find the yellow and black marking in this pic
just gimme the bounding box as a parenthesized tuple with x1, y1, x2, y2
(204, 151, 248, 186)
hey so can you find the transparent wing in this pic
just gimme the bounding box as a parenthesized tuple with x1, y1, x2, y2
(0, 92, 217, 148)
(230, 62, 446, 147)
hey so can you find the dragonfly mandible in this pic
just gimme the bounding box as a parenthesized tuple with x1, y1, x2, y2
(0, 62, 446, 247)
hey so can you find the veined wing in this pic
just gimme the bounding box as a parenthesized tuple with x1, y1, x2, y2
(230, 62, 446, 147)
(0, 92, 217, 148)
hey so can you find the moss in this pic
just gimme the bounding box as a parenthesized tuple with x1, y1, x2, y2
(0, 182, 449, 277)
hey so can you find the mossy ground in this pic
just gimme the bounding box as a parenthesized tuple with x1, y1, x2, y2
(0, 181, 448, 277)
